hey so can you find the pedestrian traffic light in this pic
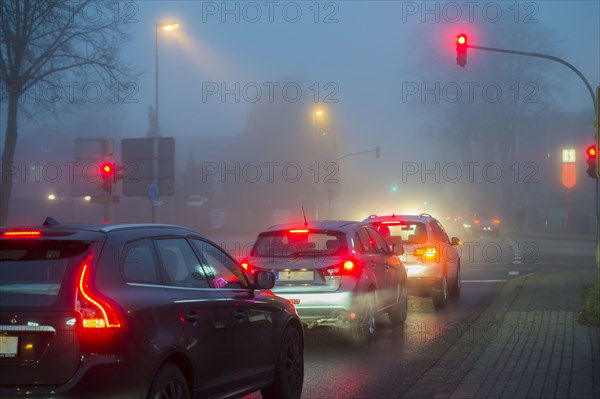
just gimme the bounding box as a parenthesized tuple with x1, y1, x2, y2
(585, 145, 597, 178)
(100, 162, 115, 192)
(456, 34, 467, 67)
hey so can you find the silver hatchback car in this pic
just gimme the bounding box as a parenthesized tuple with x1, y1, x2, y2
(242, 221, 408, 343)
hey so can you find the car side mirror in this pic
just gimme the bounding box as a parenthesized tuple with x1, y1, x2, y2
(451, 237, 461, 246)
(253, 270, 275, 289)
(391, 243, 404, 255)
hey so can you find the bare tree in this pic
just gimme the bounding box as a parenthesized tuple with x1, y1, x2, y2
(403, 21, 564, 215)
(0, 0, 135, 225)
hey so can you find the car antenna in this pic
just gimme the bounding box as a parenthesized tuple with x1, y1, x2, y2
(301, 206, 308, 229)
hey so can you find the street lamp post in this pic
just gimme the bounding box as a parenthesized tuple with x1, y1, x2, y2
(152, 22, 178, 223)
(312, 109, 323, 219)
(154, 22, 179, 138)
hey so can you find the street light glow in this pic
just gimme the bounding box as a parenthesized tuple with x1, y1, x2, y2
(161, 23, 179, 31)
(47, 194, 56, 201)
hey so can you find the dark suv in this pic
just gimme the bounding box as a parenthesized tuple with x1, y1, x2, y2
(0, 219, 303, 399)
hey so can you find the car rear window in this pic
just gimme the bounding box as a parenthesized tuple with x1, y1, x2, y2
(0, 240, 90, 307)
(381, 222, 428, 244)
(251, 230, 348, 258)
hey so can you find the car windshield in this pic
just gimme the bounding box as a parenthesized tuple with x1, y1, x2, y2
(0, 240, 90, 307)
(251, 230, 348, 258)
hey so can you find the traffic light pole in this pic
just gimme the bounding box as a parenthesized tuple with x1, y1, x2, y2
(467, 44, 598, 273)
(467, 45, 597, 110)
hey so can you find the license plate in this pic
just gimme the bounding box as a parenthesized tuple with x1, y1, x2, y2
(0, 336, 18, 357)
(276, 271, 314, 281)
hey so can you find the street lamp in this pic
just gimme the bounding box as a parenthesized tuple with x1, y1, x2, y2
(311, 109, 324, 219)
(311, 109, 324, 161)
(154, 22, 180, 137)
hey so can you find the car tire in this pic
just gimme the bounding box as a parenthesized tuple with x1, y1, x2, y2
(350, 292, 377, 343)
(448, 265, 461, 298)
(388, 283, 408, 326)
(147, 364, 190, 399)
(261, 326, 304, 399)
(432, 274, 448, 309)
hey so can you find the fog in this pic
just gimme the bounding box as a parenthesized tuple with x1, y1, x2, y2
(1, 1, 599, 239)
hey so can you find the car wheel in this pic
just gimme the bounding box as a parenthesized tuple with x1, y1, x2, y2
(147, 364, 190, 399)
(449, 265, 461, 298)
(261, 326, 304, 399)
(432, 274, 448, 309)
(388, 283, 408, 326)
(351, 292, 376, 343)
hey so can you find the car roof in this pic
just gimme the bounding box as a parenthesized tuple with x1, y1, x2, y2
(263, 220, 365, 232)
(0, 218, 203, 240)
(363, 213, 437, 223)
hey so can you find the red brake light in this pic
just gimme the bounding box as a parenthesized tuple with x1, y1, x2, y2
(240, 260, 253, 273)
(473, 219, 480, 224)
(493, 219, 501, 224)
(289, 229, 309, 234)
(323, 259, 362, 276)
(76, 248, 122, 329)
(2, 230, 42, 238)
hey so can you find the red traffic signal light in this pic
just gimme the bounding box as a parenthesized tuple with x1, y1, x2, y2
(100, 162, 116, 192)
(456, 34, 467, 67)
(586, 145, 597, 178)
(100, 162, 114, 177)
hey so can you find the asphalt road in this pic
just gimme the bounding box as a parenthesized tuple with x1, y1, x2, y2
(232, 228, 596, 399)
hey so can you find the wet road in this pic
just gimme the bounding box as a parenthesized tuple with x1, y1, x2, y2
(233, 228, 595, 399)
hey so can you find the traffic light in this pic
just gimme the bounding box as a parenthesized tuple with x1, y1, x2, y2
(585, 145, 597, 178)
(100, 162, 115, 192)
(456, 34, 467, 67)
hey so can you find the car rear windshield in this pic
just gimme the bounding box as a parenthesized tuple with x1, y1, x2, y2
(382, 222, 428, 244)
(251, 230, 348, 258)
(0, 240, 91, 307)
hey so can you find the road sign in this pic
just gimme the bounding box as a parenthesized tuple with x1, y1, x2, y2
(121, 137, 175, 197)
(561, 148, 576, 189)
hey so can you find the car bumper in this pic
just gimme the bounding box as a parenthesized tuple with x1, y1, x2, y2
(271, 288, 362, 327)
(404, 263, 443, 295)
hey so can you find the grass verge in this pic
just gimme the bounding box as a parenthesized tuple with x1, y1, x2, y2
(578, 276, 600, 327)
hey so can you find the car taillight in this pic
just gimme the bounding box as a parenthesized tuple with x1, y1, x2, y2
(75, 245, 123, 330)
(323, 259, 362, 276)
(240, 260, 252, 272)
(414, 246, 437, 258)
(2, 230, 42, 238)
(493, 219, 501, 224)
(473, 219, 480, 224)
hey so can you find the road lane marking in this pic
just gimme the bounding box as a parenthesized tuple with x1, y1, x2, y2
(461, 279, 507, 283)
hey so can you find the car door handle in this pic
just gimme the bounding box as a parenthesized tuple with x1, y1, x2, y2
(183, 311, 199, 322)
(234, 309, 245, 319)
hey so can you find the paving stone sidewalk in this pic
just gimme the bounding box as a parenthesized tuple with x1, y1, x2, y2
(401, 269, 600, 399)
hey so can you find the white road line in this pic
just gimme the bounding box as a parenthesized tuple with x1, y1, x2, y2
(461, 279, 507, 283)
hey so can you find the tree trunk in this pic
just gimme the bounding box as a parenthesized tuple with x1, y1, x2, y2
(0, 91, 19, 226)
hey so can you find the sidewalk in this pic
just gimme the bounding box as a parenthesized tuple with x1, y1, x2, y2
(503, 227, 595, 242)
(402, 269, 600, 399)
